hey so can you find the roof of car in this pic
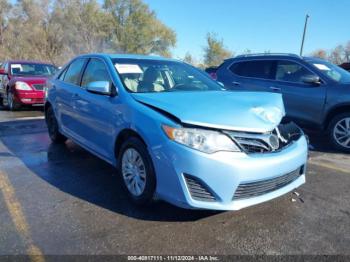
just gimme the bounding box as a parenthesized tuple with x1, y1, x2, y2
(7, 59, 54, 65)
(340, 62, 350, 70)
(234, 53, 302, 59)
(78, 53, 180, 62)
(224, 53, 330, 64)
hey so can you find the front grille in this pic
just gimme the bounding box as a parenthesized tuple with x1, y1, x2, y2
(32, 84, 45, 90)
(233, 166, 303, 200)
(184, 174, 216, 202)
(225, 122, 303, 154)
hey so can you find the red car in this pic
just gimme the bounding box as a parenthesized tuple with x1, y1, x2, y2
(0, 60, 58, 110)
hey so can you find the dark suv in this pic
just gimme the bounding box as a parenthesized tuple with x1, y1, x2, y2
(215, 53, 350, 152)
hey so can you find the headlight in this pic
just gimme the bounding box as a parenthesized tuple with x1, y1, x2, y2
(162, 125, 241, 153)
(15, 81, 32, 90)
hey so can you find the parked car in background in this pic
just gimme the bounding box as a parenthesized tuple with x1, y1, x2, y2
(205, 66, 218, 80)
(45, 54, 308, 210)
(0, 60, 58, 110)
(215, 53, 350, 152)
(339, 62, 350, 72)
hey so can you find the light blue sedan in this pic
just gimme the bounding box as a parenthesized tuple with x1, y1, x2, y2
(45, 54, 308, 210)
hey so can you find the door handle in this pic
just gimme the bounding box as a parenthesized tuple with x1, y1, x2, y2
(269, 86, 281, 92)
(232, 81, 240, 86)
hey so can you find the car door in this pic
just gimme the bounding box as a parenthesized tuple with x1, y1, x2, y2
(55, 58, 88, 138)
(272, 60, 327, 125)
(225, 60, 277, 92)
(72, 58, 118, 161)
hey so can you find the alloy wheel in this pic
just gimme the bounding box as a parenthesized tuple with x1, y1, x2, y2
(333, 117, 350, 149)
(121, 148, 147, 197)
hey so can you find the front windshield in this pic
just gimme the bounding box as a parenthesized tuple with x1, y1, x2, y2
(310, 60, 350, 83)
(10, 63, 58, 76)
(111, 58, 223, 93)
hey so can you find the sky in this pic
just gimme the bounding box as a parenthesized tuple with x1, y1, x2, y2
(143, 0, 350, 61)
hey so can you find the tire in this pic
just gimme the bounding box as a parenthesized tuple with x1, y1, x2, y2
(118, 137, 156, 205)
(45, 106, 67, 144)
(328, 112, 350, 153)
(7, 90, 21, 111)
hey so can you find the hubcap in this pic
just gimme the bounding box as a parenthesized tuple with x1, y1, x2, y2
(333, 117, 350, 149)
(121, 148, 146, 197)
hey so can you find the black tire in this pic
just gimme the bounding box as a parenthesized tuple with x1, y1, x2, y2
(7, 90, 21, 111)
(327, 112, 350, 153)
(45, 106, 67, 144)
(117, 137, 156, 205)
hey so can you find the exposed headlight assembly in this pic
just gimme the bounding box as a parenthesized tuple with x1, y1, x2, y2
(15, 81, 32, 91)
(162, 125, 241, 153)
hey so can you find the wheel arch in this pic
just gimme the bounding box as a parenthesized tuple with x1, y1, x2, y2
(44, 101, 52, 111)
(114, 128, 148, 161)
(324, 104, 350, 130)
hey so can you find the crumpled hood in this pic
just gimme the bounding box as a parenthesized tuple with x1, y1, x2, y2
(132, 91, 285, 133)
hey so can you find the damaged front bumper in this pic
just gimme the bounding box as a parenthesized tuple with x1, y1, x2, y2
(152, 130, 308, 211)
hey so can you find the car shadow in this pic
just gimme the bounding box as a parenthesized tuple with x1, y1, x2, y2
(0, 119, 220, 222)
(304, 129, 342, 154)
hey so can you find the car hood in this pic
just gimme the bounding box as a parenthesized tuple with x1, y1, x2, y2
(132, 91, 285, 133)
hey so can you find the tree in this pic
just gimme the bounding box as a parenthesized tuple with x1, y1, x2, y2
(183, 52, 195, 65)
(0, 0, 177, 64)
(344, 41, 350, 62)
(203, 32, 232, 67)
(49, 0, 113, 64)
(103, 0, 176, 57)
(329, 45, 346, 65)
(0, 0, 12, 59)
(311, 49, 328, 59)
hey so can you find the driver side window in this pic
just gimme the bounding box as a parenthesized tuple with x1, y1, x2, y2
(276, 60, 316, 84)
(81, 59, 112, 88)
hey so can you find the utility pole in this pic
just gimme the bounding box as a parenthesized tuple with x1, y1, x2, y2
(300, 14, 310, 56)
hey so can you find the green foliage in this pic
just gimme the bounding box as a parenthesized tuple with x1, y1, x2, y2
(0, 0, 176, 65)
(183, 52, 195, 65)
(103, 0, 176, 57)
(203, 32, 232, 68)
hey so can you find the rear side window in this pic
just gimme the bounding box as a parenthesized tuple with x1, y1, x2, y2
(276, 60, 315, 83)
(81, 59, 112, 88)
(64, 59, 86, 85)
(230, 60, 275, 79)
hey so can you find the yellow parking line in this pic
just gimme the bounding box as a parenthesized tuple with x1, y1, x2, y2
(308, 160, 350, 174)
(0, 171, 45, 262)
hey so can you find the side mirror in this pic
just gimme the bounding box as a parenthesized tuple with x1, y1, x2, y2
(0, 68, 7, 75)
(86, 81, 112, 95)
(301, 75, 321, 85)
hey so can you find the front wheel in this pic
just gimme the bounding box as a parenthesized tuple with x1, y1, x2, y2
(7, 90, 21, 111)
(328, 112, 350, 153)
(45, 106, 67, 144)
(118, 137, 156, 205)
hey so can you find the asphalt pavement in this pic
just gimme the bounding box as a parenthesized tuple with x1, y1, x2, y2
(0, 106, 349, 257)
